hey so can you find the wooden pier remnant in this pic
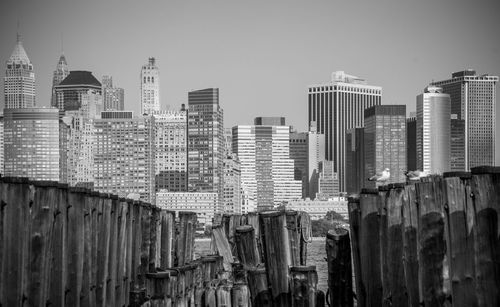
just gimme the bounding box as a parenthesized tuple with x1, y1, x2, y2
(325, 228, 353, 307)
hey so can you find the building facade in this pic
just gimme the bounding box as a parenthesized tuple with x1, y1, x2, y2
(317, 160, 339, 199)
(364, 105, 406, 188)
(5, 35, 35, 109)
(416, 86, 451, 174)
(4, 108, 59, 181)
(187, 88, 224, 212)
(345, 127, 364, 195)
(53, 70, 102, 112)
(223, 154, 242, 214)
(156, 191, 218, 226)
(406, 117, 417, 172)
(102, 75, 125, 111)
(308, 71, 382, 192)
(152, 109, 188, 192)
(140, 58, 160, 115)
(284, 197, 348, 220)
(431, 70, 498, 169)
(51, 54, 69, 107)
(94, 111, 155, 203)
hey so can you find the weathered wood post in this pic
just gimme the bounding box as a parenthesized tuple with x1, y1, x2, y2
(286, 210, 301, 266)
(247, 266, 272, 307)
(115, 198, 130, 307)
(234, 225, 261, 268)
(385, 183, 407, 307)
(260, 210, 291, 306)
(377, 185, 390, 307)
(470, 166, 500, 307)
(347, 196, 364, 306)
(442, 172, 477, 307)
(216, 281, 233, 307)
(298, 211, 312, 265)
(415, 176, 447, 307)
(401, 184, 419, 307)
(246, 212, 263, 262)
(232, 282, 250, 307)
(289, 266, 318, 307)
(106, 195, 120, 307)
(359, 188, 383, 306)
(211, 225, 234, 275)
(326, 227, 353, 307)
(176, 211, 197, 266)
(160, 210, 175, 269)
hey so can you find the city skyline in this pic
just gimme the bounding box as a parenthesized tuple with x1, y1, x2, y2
(0, 0, 499, 164)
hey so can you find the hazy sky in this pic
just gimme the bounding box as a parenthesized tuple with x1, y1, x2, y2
(1, 0, 500, 161)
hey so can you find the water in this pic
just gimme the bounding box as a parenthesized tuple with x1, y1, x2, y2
(194, 237, 328, 293)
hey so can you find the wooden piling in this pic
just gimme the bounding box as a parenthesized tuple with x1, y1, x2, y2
(402, 184, 419, 307)
(470, 166, 500, 307)
(160, 210, 175, 269)
(377, 185, 390, 307)
(232, 282, 251, 307)
(347, 196, 364, 306)
(211, 225, 234, 275)
(247, 266, 272, 307)
(289, 266, 318, 307)
(106, 195, 119, 307)
(286, 210, 301, 266)
(298, 211, 312, 265)
(326, 227, 353, 307)
(234, 225, 261, 268)
(176, 211, 197, 266)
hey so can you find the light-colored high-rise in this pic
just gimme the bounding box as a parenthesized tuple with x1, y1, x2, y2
(4, 35, 35, 109)
(140, 58, 160, 115)
(51, 54, 69, 107)
(431, 70, 498, 169)
(308, 71, 382, 192)
(102, 75, 125, 111)
(0, 114, 4, 174)
(232, 118, 302, 210)
(152, 108, 187, 192)
(4, 108, 59, 181)
(416, 86, 451, 174)
(223, 154, 242, 214)
(188, 88, 224, 212)
(94, 111, 155, 203)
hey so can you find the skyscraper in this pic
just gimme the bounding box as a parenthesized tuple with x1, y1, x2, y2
(431, 70, 498, 169)
(223, 154, 242, 214)
(4, 108, 59, 181)
(345, 127, 364, 195)
(4, 35, 35, 109)
(364, 105, 406, 188)
(416, 86, 451, 174)
(317, 160, 339, 199)
(0, 114, 4, 174)
(187, 88, 224, 211)
(153, 109, 188, 192)
(308, 71, 382, 192)
(51, 54, 69, 107)
(406, 117, 417, 171)
(102, 75, 125, 111)
(53, 70, 102, 112)
(233, 118, 302, 210)
(94, 111, 155, 203)
(140, 58, 160, 115)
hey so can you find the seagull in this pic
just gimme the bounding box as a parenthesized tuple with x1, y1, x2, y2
(368, 168, 390, 182)
(404, 170, 428, 181)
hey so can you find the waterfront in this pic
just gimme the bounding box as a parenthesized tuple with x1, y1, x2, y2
(194, 236, 328, 293)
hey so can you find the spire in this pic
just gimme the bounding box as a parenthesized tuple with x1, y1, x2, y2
(16, 18, 21, 43)
(8, 32, 31, 65)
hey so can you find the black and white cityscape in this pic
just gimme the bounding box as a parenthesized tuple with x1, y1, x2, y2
(1, 1, 499, 306)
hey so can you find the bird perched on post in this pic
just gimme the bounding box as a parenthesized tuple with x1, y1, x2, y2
(367, 168, 390, 182)
(404, 170, 428, 181)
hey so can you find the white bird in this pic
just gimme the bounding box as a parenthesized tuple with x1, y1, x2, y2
(405, 170, 428, 181)
(368, 168, 390, 182)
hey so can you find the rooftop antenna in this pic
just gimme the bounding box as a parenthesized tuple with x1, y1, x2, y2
(16, 18, 21, 42)
(60, 32, 64, 54)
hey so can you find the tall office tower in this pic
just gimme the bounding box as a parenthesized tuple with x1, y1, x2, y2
(450, 115, 466, 171)
(102, 75, 125, 111)
(223, 154, 242, 214)
(345, 127, 364, 195)
(53, 70, 102, 112)
(254, 117, 286, 126)
(233, 118, 302, 210)
(364, 105, 406, 188)
(0, 114, 4, 174)
(140, 57, 160, 115)
(431, 70, 498, 169)
(188, 88, 224, 211)
(51, 54, 69, 107)
(416, 86, 451, 174)
(224, 128, 233, 156)
(152, 109, 187, 192)
(308, 71, 382, 192)
(289, 124, 326, 198)
(4, 35, 35, 109)
(406, 117, 417, 171)
(94, 111, 155, 203)
(317, 160, 339, 199)
(4, 108, 59, 181)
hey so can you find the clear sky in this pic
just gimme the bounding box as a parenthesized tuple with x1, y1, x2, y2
(1, 0, 500, 162)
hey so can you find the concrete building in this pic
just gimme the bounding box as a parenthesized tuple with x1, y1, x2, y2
(254, 117, 286, 126)
(51, 54, 69, 107)
(232, 119, 302, 210)
(345, 127, 364, 195)
(416, 86, 451, 174)
(187, 88, 224, 213)
(5, 35, 35, 109)
(364, 105, 406, 188)
(152, 109, 188, 192)
(450, 115, 466, 171)
(4, 108, 59, 181)
(102, 75, 124, 111)
(223, 154, 242, 214)
(156, 191, 218, 226)
(94, 111, 155, 203)
(0, 114, 3, 174)
(317, 160, 339, 199)
(308, 71, 382, 192)
(140, 57, 160, 115)
(406, 117, 417, 171)
(289, 131, 308, 197)
(431, 70, 498, 169)
(284, 197, 348, 220)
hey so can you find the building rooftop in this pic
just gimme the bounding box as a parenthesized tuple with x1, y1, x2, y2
(7, 38, 31, 65)
(58, 71, 101, 87)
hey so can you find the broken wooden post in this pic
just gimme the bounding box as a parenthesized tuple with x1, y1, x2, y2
(298, 211, 312, 265)
(377, 185, 390, 307)
(286, 210, 301, 266)
(470, 166, 500, 307)
(347, 196, 364, 306)
(160, 210, 175, 269)
(234, 225, 261, 268)
(402, 184, 419, 307)
(247, 265, 272, 307)
(326, 228, 353, 307)
(211, 225, 234, 276)
(176, 211, 197, 266)
(289, 265, 318, 307)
